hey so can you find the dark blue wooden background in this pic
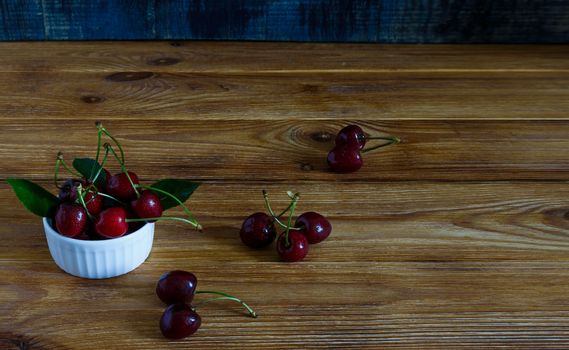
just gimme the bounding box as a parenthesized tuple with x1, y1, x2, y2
(1, 0, 568, 42)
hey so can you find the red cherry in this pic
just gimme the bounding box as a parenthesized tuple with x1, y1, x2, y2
(54, 203, 88, 237)
(84, 191, 103, 216)
(335, 125, 366, 150)
(239, 212, 277, 248)
(106, 171, 139, 201)
(94, 207, 128, 238)
(130, 190, 163, 220)
(276, 231, 309, 262)
(295, 212, 332, 244)
(327, 146, 363, 173)
(156, 270, 198, 305)
(160, 304, 201, 339)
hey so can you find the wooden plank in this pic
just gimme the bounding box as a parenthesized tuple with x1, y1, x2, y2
(0, 43, 567, 73)
(0, 71, 568, 121)
(3, 261, 569, 349)
(3, 181, 569, 262)
(2, 120, 568, 182)
(3, 181, 569, 348)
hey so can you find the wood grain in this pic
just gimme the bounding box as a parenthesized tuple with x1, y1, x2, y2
(3, 181, 569, 349)
(1, 120, 569, 182)
(2, 43, 569, 349)
(3, 181, 569, 263)
(1, 71, 568, 121)
(0, 43, 568, 73)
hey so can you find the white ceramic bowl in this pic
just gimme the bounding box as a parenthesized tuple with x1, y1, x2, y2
(43, 218, 154, 279)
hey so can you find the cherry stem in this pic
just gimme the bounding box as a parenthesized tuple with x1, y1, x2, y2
(91, 126, 104, 179)
(283, 194, 300, 247)
(90, 147, 109, 189)
(361, 135, 400, 154)
(97, 192, 126, 206)
(125, 216, 202, 230)
(262, 190, 302, 231)
(57, 153, 82, 178)
(98, 124, 125, 165)
(138, 184, 199, 226)
(105, 143, 140, 198)
(53, 157, 62, 189)
(76, 185, 94, 221)
(194, 291, 257, 318)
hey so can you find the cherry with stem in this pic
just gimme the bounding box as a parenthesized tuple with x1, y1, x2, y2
(105, 143, 140, 198)
(137, 184, 201, 230)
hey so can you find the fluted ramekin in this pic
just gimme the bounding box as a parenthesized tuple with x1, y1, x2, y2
(43, 218, 154, 279)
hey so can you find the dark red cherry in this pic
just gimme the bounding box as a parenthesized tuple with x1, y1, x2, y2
(240, 212, 277, 248)
(335, 125, 366, 150)
(276, 231, 309, 262)
(160, 304, 201, 340)
(106, 171, 139, 201)
(130, 190, 163, 221)
(58, 178, 81, 202)
(295, 212, 332, 244)
(156, 270, 198, 305)
(94, 207, 128, 238)
(84, 191, 103, 216)
(54, 203, 88, 237)
(327, 146, 363, 173)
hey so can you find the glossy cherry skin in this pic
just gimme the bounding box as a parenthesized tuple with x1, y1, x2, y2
(295, 212, 332, 244)
(84, 191, 103, 216)
(335, 125, 366, 150)
(240, 212, 277, 248)
(54, 203, 88, 237)
(130, 190, 163, 220)
(156, 270, 198, 305)
(160, 304, 201, 340)
(94, 207, 128, 238)
(327, 146, 363, 173)
(276, 231, 309, 262)
(106, 171, 140, 201)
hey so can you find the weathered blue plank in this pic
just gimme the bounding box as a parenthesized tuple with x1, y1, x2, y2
(42, 0, 154, 40)
(0, 0, 44, 40)
(0, 0, 568, 42)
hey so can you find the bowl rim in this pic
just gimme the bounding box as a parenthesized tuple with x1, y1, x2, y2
(43, 217, 154, 247)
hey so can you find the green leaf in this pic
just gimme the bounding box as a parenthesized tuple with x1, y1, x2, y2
(73, 158, 107, 188)
(149, 179, 201, 211)
(6, 178, 60, 217)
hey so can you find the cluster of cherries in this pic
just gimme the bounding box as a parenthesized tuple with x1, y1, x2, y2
(53, 123, 200, 239)
(240, 190, 331, 262)
(157, 270, 256, 339)
(327, 125, 400, 173)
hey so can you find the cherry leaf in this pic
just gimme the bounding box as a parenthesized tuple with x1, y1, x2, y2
(149, 179, 200, 211)
(72, 158, 107, 188)
(6, 178, 60, 217)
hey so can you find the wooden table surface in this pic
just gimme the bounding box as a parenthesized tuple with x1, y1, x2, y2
(1, 42, 569, 349)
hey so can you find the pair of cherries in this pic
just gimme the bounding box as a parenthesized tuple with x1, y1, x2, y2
(157, 270, 256, 339)
(240, 191, 332, 262)
(327, 125, 400, 173)
(54, 170, 163, 239)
